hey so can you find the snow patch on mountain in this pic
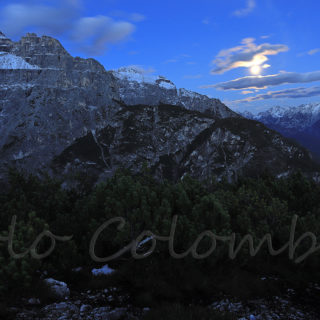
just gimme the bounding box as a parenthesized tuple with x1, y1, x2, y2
(158, 78, 176, 90)
(0, 52, 40, 70)
(112, 66, 176, 89)
(113, 66, 158, 84)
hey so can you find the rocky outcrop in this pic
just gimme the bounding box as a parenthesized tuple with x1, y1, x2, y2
(52, 104, 319, 187)
(44, 278, 70, 300)
(0, 31, 319, 186)
(12, 282, 320, 320)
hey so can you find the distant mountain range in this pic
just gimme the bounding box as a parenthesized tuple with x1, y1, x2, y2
(0, 31, 319, 187)
(241, 104, 320, 161)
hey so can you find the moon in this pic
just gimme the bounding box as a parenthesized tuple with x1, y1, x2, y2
(250, 65, 261, 75)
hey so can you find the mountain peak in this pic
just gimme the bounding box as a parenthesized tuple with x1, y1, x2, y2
(116, 66, 148, 74)
(24, 32, 38, 38)
(0, 31, 318, 186)
(112, 66, 174, 88)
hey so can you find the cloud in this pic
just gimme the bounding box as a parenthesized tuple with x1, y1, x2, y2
(0, 2, 76, 37)
(234, 86, 320, 103)
(211, 38, 288, 74)
(202, 19, 210, 25)
(204, 71, 320, 90)
(72, 16, 135, 55)
(0, 1, 138, 55)
(241, 90, 254, 95)
(298, 48, 320, 57)
(308, 48, 320, 55)
(233, 0, 256, 17)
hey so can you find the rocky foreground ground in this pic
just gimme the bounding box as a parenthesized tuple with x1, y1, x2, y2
(8, 275, 320, 320)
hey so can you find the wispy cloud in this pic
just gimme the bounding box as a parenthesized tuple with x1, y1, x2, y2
(0, 0, 140, 55)
(233, 0, 256, 17)
(204, 71, 320, 90)
(241, 90, 254, 95)
(308, 48, 320, 55)
(211, 38, 288, 74)
(234, 86, 320, 103)
(298, 48, 320, 57)
(72, 16, 135, 55)
(202, 19, 210, 25)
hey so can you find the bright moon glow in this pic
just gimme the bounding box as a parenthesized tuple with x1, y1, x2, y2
(250, 65, 261, 75)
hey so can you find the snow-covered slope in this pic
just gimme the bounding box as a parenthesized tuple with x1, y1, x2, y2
(0, 52, 40, 70)
(113, 66, 176, 89)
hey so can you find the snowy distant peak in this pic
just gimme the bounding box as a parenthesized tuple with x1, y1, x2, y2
(257, 105, 288, 119)
(298, 103, 320, 115)
(241, 102, 320, 131)
(240, 110, 255, 119)
(243, 103, 320, 120)
(0, 52, 40, 70)
(112, 66, 176, 89)
(269, 106, 287, 117)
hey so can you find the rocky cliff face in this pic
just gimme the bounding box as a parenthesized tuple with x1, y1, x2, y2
(0, 31, 319, 187)
(0, 32, 121, 183)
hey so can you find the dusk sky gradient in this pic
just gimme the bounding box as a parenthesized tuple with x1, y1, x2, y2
(1, 0, 319, 112)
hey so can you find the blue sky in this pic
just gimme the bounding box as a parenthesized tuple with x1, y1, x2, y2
(1, 0, 320, 112)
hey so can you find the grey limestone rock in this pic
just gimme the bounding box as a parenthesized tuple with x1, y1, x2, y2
(0, 31, 318, 187)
